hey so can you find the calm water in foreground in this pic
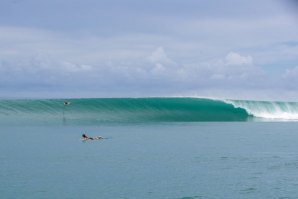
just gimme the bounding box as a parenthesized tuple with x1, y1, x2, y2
(1, 122, 298, 199)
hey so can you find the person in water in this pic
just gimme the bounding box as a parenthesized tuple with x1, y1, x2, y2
(64, 101, 71, 105)
(82, 133, 93, 140)
(81, 133, 102, 140)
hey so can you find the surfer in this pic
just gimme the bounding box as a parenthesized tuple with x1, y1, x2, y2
(82, 133, 90, 140)
(81, 133, 102, 140)
(64, 101, 71, 105)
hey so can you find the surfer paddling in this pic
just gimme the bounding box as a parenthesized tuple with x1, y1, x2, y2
(81, 133, 102, 140)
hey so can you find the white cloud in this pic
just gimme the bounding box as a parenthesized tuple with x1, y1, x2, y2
(149, 47, 175, 65)
(200, 52, 263, 81)
(151, 63, 166, 74)
(225, 52, 253, 65)
(146, 46, 182, 77)
(62, 62, 93, 72)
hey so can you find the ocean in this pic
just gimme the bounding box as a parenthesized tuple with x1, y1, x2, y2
(1, 98, 298, 199)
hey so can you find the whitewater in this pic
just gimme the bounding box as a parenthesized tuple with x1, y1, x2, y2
(0, 97, 298, 124)
(226, 99, 298, 120)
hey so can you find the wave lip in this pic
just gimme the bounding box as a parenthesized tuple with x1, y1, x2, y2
(227, 100, 298, 121)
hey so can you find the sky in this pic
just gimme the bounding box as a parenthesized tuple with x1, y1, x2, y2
(0, 0, 298, 100)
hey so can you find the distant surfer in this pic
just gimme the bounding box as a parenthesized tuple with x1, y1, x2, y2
(81, 133, 102, 140)
(64, 101, 71, 106)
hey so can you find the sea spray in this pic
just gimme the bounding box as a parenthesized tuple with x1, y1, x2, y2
(227, 100, 298, 120)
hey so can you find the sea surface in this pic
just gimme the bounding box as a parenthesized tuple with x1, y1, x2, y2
(1, 98, 298, 199)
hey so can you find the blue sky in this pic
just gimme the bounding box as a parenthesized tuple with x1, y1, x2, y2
(0, 0, 298, 100)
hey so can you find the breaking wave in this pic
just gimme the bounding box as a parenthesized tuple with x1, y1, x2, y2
(227, 99, 298, 121)
(0, 98, 297, 125)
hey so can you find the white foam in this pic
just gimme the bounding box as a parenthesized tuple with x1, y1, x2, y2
(226, 100, 298, 121)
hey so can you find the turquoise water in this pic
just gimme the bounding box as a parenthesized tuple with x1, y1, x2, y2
(1, 98, 298, 198)
(0, 98, 249, 124)
(1, 122, 298, 199)
(2, 97, 298, 124)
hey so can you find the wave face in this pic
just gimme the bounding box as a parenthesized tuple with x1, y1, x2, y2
(0, 98, 297, 125)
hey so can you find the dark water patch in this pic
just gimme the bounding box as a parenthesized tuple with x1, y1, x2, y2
(240, 187, 257, 194)
(178, 196, 203, 199)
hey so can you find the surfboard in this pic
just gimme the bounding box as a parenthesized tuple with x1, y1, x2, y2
(81, 136, 102, 141)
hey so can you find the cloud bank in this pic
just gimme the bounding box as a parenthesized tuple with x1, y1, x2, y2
(0, 0, 298, 100)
